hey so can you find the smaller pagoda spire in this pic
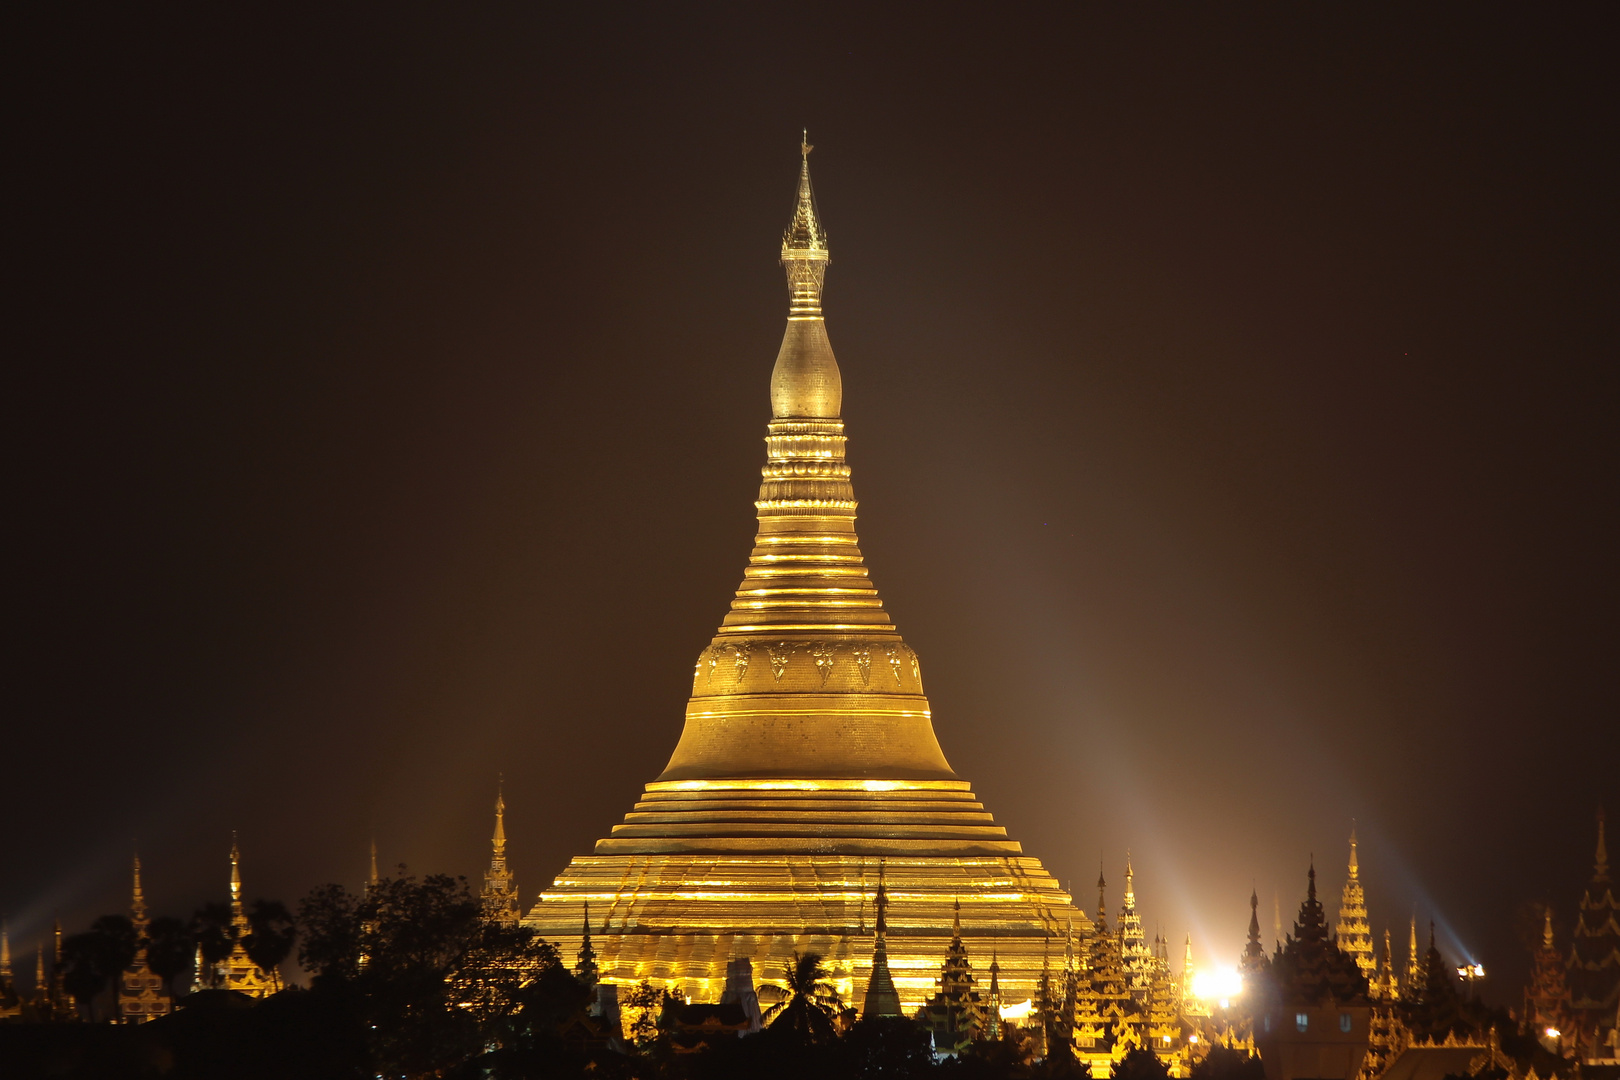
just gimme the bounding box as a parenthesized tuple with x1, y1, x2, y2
(987, 946, 1002, 1038)
(480, 781, 519, 926)
(1, 923, 11, 981)
(1096, 860, 1109, 932)
(368, 839, 379, 892)
(131, 854, 149, 936)
(1405, 912, 1422, 989)
(1243, 887, 1267, 972)
(862, 861, 902, 1018)
(1182, 933, 1195, 999)
(229, 833, 244, 918)
(574, 901, 599, 990)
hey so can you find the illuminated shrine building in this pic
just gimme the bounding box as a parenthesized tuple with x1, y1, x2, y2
(522, 137, 1090, 1011)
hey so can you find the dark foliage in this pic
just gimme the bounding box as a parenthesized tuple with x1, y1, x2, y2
(297, 868, 564, 1078)
(1114, 1045, 1171, 1080)
(761, 952, 842, 1044)
(1191, 1044, 1267, 1080)
(245, 899, 297, 986)
(189, 901, 235, 983)
(146, 915, 195, 998)
(59, 916, 136, 1020)
(836, 1016, 938, 1078)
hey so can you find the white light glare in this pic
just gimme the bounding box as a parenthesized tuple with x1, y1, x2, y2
(1192, 967, 1244, 1004)
(1000, 999, 1035, 1021)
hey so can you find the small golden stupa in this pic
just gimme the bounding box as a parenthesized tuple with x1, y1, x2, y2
(523, 135, 1089, 1011)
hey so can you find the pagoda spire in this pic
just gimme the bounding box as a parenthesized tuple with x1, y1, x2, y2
(1405, 912, 1422, 990)
(119, 853, 171, 1022)
(1096, 861, 1109, 932)
(653, 133, 964, 785)
(1, 923, 11, 981)
(214, 835, 273, 997)
(862, 861, 902, 1018)
(1182, 933, 1194, 988)
(988, 946, 1002, 1037)
(229, 834, 246, 931)
(1119, 852, 1149, 1004)
(1337, 827, 1374, 977)
(767, 129, 841, 420)
(574, 901, 598, 990)
(480, 782, 520, 926)
(1243, 887, 1268, 972)
(131, 854, 149, 936)
(368, 839, 378, 891)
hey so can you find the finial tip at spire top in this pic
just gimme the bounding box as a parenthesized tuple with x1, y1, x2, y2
(770, 135, 840, 417)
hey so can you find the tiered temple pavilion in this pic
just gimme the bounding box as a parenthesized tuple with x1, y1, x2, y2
(522, 137, 1090, 1011)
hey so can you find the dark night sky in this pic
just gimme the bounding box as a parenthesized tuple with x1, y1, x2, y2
(9, 5, 1617, 1003)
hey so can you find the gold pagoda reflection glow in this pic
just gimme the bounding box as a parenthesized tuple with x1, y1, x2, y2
(522, 135, 1090, 1011)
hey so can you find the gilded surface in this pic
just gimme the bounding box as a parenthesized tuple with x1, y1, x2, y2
(525, 138, 1089, 1011)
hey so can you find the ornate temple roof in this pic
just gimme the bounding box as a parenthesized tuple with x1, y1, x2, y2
(1262, 863, 1369, 1007)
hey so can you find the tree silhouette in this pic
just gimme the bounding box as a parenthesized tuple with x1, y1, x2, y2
(1192, 1043, 1268, 1080)
(298, 868, 559, 1077)
(763, 951, 843, 1044)
(59, 916, 136, 1021)
(59, 933, 108, 1020)
(1115, 1045, 1172, 1080)
(189, 901, 233, 988)
(245, 898, 297, 989)
(145, 916, 193, 998)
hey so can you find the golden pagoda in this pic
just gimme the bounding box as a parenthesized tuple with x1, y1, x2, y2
(522, 135, 1089, 1011)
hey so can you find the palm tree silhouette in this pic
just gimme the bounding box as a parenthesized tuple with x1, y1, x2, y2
(762, 951, 843, 1043)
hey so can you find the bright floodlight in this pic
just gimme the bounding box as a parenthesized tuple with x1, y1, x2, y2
(1192, 967, 1244, 1004)
(1000, 999, 1035, 1021)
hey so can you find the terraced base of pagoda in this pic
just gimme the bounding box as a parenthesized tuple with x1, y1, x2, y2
(524, 850, 1087, 1012)
(599, 778, 1020, 855)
